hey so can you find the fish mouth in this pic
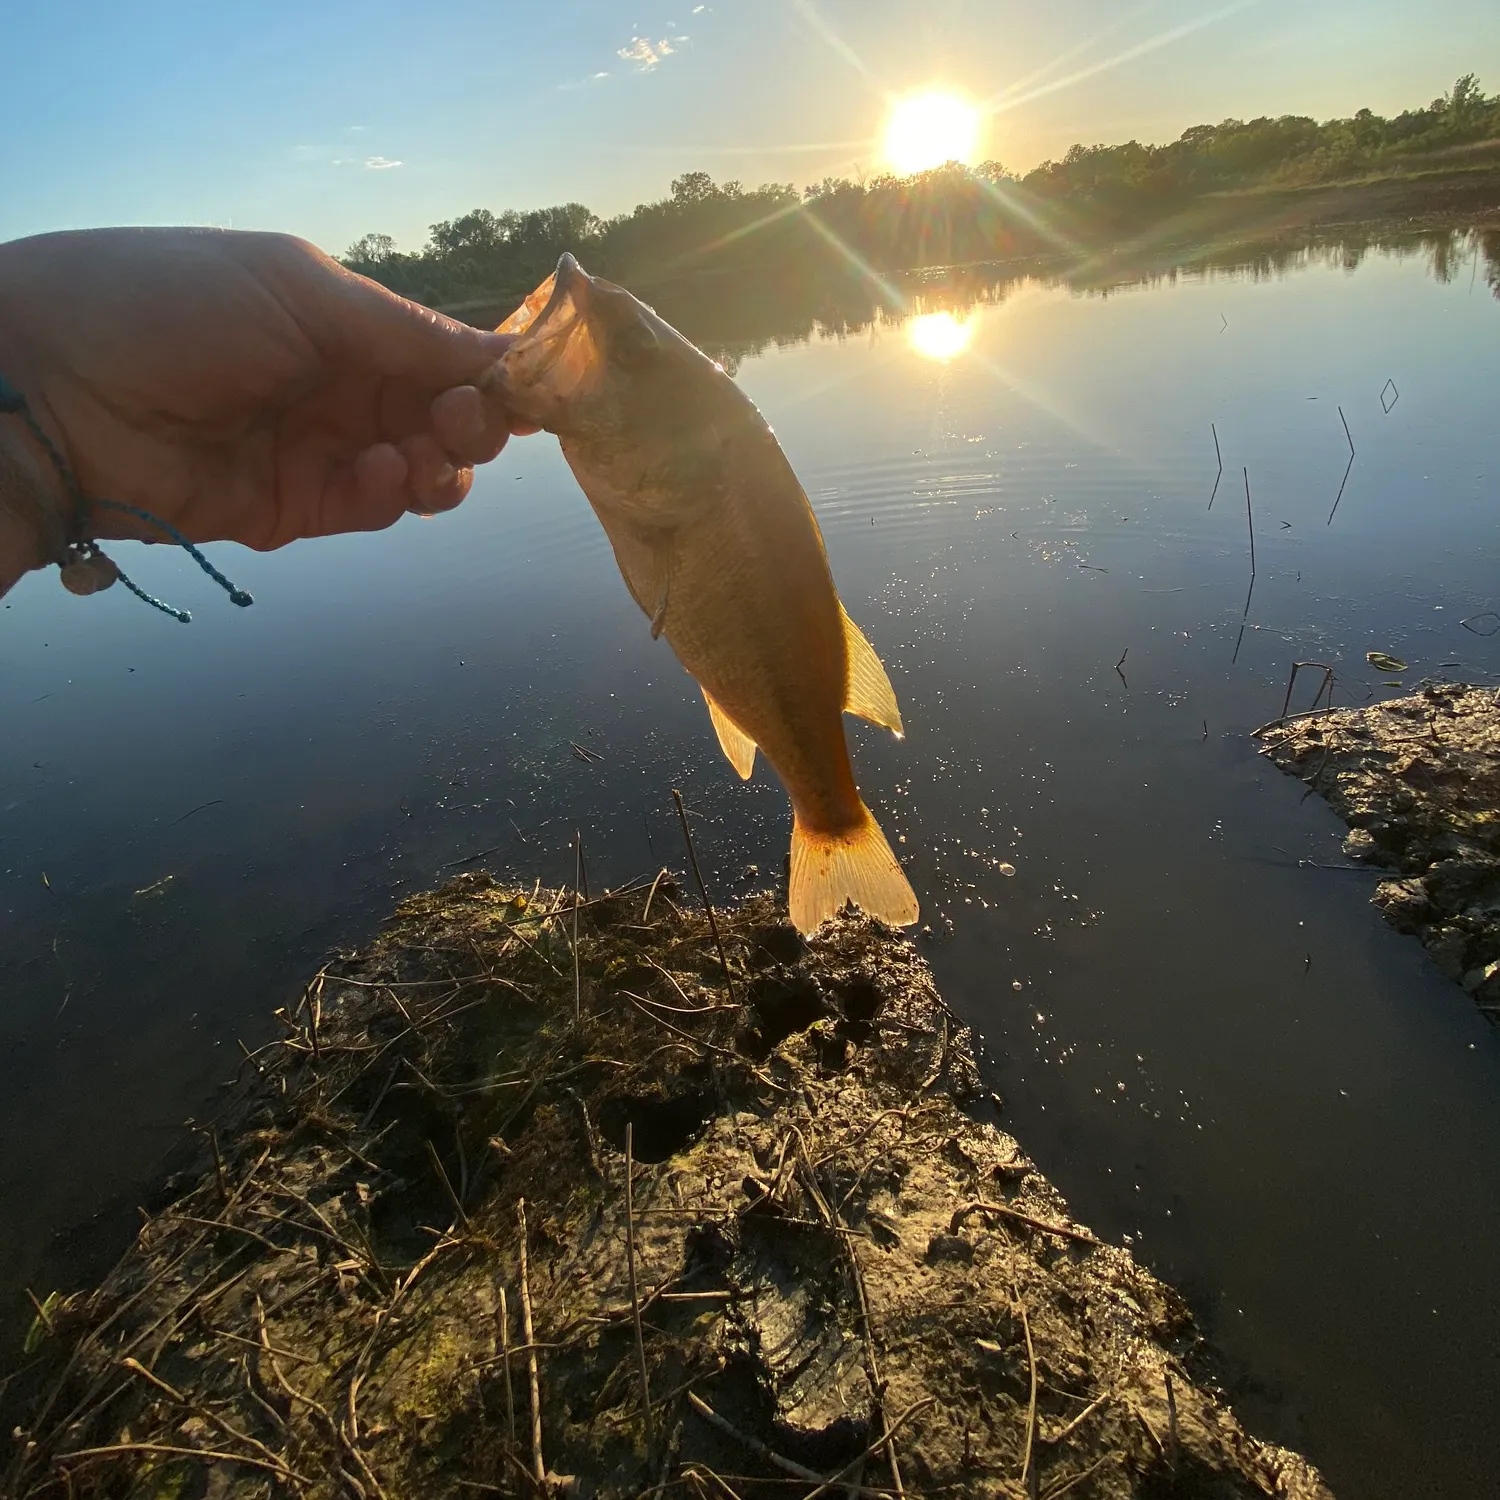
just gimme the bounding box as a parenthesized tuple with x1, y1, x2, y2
(551, 252, 590, 309)
(489, 252, 601, 425)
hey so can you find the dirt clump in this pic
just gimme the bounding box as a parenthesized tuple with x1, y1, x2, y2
(3, 873, 1332, 1499)
(1259, 683, 1500, 1014)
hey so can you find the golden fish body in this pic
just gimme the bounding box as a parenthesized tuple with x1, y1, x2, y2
(491, 255, 918, 934)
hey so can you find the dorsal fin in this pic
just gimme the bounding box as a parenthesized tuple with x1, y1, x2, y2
(842, 606, 904, 737)
(702, 688, 757, 779)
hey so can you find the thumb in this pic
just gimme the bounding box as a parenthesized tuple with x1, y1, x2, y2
(326, 262, 513, 388)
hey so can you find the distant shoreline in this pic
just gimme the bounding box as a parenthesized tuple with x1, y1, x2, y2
(435, 163, 1500, 328)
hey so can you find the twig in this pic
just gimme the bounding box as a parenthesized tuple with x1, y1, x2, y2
(625, 1123, 655, 1439)
(440, 844, 504, 871)
(25, 1289, 56, 1339)
(1249, 703, 1346, 738)
(1327, 450, 1356, 526)
(1164, 1370, 1180, 1468)
(497, 1285, 517, 1452)
(642, 867, 670, 923)
(1043, 1453, 1111, 1499)
(572, 834, 583, 1023)
(798, 1400, 935, 1500)
(55, 1442, 308, 1485)
(1012, 1290, 1039, 1492)
(1207, 422, 1223, 510)
(620, 991, 743, 1061)
(167, 798, 225, 827)
(1276, 661, 1335, 724)
(950, 1200, 1101, 1248)
(686, 1392, 822, 1482)
(425, 1139, 470, 1230)
(119, 1358, 287, 1475)
(796, 1141, 905, 1498)
(672, 789, 736, 1004)
(1041, 1391, 1111, 1447)
(517, 1198, 545, 1486)
(1243, 467, 1256, 580)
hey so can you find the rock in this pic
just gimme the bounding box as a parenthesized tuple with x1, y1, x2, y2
(1263, 686, 1500, 1022)
(0, 879, 1334, 1500)
(1374, 878, 1431, 934)
(1426, 924, 1472, 981)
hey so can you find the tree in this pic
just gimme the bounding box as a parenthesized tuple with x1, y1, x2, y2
(670, 171, 717, 204)
(344, 232, 397, 265)
(1447, 73, 1486, 120)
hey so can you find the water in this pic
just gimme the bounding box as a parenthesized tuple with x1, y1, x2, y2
(3, 230, 1500, 1497)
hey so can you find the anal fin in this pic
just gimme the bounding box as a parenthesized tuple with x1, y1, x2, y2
(842, 606, 904, 737)
(702, 688, 757, 779)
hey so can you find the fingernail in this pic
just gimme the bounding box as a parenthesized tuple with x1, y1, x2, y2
(434, 462, 457, 488)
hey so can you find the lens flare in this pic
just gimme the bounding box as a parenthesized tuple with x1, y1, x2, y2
(907, 311, 974, 361)
(883, 90, 982, 174)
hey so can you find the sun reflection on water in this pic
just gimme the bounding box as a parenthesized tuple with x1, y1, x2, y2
(907, 310, 975, 361)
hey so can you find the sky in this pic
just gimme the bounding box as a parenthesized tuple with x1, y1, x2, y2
(0, 0, 1494, 256)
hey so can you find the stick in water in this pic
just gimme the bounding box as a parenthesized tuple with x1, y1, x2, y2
(1243, 467, 1256, 580)
(671, 789, 736, 1003)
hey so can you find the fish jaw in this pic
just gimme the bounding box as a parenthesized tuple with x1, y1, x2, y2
(487, 254, 603, 430)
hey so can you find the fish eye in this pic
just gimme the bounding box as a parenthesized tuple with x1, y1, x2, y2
(614, 322, 661, 368)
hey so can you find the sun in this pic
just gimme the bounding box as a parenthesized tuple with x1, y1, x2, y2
(883, 89, 982, 174)
(907, 311, 975, 361)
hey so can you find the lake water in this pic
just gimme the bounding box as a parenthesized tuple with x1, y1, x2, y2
(3, 230, 1499, 1498)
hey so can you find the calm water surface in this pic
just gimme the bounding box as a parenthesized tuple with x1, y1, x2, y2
(3, 234, 1500, 1498)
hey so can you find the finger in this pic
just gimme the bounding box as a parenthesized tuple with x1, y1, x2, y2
(399, 433, 469, 515)
(326, 262, 515, 388)
(314, 441, 413, 538)
(430, 385, 516, 466)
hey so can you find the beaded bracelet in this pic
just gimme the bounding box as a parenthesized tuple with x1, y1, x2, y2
(0, 370, 252, 622)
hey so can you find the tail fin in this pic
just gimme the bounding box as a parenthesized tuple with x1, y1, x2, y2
(789, 805, 920, 935)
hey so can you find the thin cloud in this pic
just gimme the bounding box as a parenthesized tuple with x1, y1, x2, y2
(618, 34, 685, 71)
(559, 70, 611, 91)
(618, 37, 660, 68)
(364, 156, 403, 170)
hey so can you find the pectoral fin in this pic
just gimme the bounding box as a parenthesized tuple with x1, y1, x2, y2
(702, 688, 757, 779)
(842, 606, 904, 737)
(598, 521, 677, 640)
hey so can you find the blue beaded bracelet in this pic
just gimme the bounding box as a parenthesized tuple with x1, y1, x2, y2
(0, 369, 252, 622)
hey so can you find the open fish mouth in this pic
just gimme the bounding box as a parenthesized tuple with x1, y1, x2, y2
(489, 252, 602, 425)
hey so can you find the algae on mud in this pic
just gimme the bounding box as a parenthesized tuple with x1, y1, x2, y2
(3, 874, 1331, 1498)
(1260, 683, 1500, 1016)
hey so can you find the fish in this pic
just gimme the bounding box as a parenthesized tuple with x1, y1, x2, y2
(488, 254, 918, 935)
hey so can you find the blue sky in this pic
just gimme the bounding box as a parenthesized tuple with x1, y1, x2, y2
(1, 0, 1494, 257)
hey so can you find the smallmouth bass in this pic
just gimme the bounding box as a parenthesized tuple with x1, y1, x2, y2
(490, 254, 918, 935)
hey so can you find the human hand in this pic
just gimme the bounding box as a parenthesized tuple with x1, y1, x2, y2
(0, 227, 530, 565)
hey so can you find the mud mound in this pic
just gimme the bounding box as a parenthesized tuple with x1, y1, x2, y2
(3, 874, 1331, 1498)
(1259, 683, 1500, 1015)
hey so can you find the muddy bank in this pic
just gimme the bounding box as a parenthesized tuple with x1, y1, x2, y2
(2, 874, 1330, 1499)
(1259, 683, 1500, 1014)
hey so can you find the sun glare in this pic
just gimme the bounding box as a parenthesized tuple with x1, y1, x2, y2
(883, 90, 982, 174)
(907, 311, 974, 361)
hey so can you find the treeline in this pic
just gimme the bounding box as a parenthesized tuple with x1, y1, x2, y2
(344, 75, 1500, 308)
